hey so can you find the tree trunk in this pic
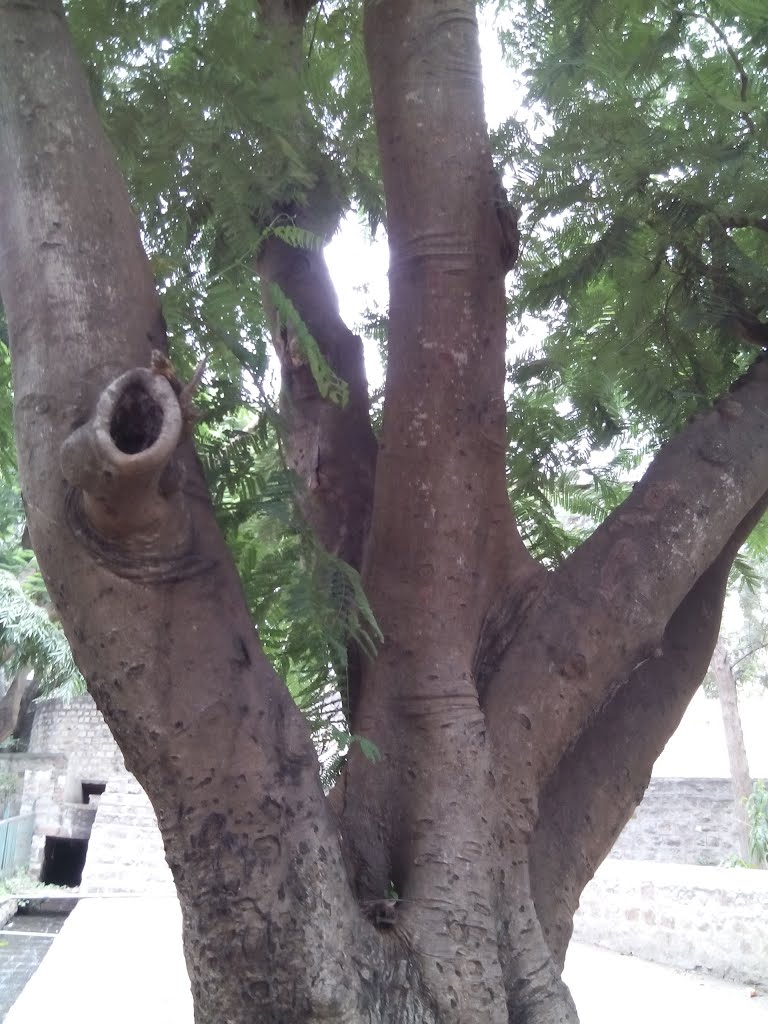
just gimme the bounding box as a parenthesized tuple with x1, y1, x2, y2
(3, 1, 768, 1022)
(0, 669, 35, 745)
(710, 638, 753, 862)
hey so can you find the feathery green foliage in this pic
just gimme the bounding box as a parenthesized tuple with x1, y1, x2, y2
(746, 780, 768, 867)
(0, 570, 84, 697)
(5, 1, 763, 734)
(491, 0, 768, 561)
(0, 478, 84, 698)
(66, 0, 377, 396)
(268, 283, 350, 405)
(197, 413, 380, 749)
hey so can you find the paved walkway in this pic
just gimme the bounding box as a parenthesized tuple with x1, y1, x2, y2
(564, 943, 768, 1024)
(0, 912, 67, 1020)
(4, 897, 192, 1024)
(3, 896, 767, 1023)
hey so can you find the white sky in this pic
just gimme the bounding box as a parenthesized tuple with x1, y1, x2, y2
(655, 690, 768, 778)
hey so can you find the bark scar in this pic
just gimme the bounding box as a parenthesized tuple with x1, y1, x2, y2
(65, 487, 215, 582)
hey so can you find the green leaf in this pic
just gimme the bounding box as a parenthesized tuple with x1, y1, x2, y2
(269, 283, 349, 406)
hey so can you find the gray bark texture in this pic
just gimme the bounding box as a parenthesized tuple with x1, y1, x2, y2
(711, 638, 753, 862)
(0, 670, 35, 745)
(1, 0, 768, 1021)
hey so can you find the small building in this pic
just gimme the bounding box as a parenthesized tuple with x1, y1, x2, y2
(0, 695, 172, 892)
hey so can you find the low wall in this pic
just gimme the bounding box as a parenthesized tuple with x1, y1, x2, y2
(0, 898, 18, 928)
(79, 773, 174, 894)
(574, 859, 768, 985)
(610, 777, 757, 865)
(0, 754, 67, 820)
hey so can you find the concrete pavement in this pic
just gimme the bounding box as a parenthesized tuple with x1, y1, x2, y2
(0, 912, 64, 1020)
(564, 942, 768, 1024)
(3, 896, 766, 1023)
(4, 898, 192, 1024)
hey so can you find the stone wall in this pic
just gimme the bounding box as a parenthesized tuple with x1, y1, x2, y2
(574, 859, 768, 985)
(79, 773, 174, 894)
(0, 753, 67, 819)
(28, 697, 124, 801)
(609, 777, 760, 865)
(5, 695, 173, 888)
(14, 696, 125, 878)
(19, 762, 98, 878)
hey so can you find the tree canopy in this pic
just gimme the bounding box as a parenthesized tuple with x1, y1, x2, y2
(1, 0, 764, 720)
(52, 0, 768, 702)
(53, 0, 768, 571)
(0, 1, 767, 1021)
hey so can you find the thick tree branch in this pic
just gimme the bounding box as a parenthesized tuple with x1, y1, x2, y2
(486, 355, 768, 784)
(253, 2, 379, 727)
(528, 494, 767, 965)
(253, 0, 378, 578)
(723, 215, 768, 235)
(259, 243, 377, 725)
(0, 670, 35, 745)
(330, 3, 537, 1018)
(258, 236, 378, 573)
(0, 4, 374, 1020)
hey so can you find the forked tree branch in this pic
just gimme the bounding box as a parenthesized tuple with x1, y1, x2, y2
(485, 355, 768, 783)
(528, 493, 767, 965)
(0, 5, 380, 1019)
(258, 236, 378, 574)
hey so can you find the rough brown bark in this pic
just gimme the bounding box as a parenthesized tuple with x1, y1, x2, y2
(2, 1, 768, 1022)
(529, 494, 768, 964)
(0, 4, 371, 1022)
(484, 363, 768, 789)
(258, 234, 378, 573)
(338, 4, 571, 1021)
(711, 637, 753, 861)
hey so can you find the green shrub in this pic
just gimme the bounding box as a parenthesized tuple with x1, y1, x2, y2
(746, 780, 768, 868)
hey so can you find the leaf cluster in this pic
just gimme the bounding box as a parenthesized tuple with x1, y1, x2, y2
(0, 478, 84, 699)
(492, 0, 768, 559)
(746, 779, 768, 867)
(65, 0, 380, 404)
(198, 412, 380, 751)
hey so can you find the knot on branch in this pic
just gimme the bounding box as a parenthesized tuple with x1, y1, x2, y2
(60, 365, 211, 582)
(494, 178, 520, 273)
